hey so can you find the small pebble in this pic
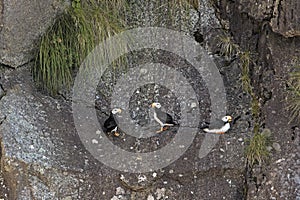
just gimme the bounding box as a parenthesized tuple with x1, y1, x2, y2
(275, 158, 285, 163)
(266, 146, 273, 151)
(91, 139, 98, 144)
(191, 102, 197, 108)
(138, 175, 147, 183)
(116, 187, 125, 195)
(111, 196, 118, 200)
(147, 194, 155, 200)
(261, 128, 272, 137)
(272, 142, 281, 152)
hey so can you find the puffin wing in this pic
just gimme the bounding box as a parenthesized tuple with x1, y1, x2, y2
(103, 114, 117, 132)
(156, 108, 174, 124)
(202, 118, 226, 133)
(208, 118, 224, 129)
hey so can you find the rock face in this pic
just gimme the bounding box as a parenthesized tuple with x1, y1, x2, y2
(0, 67, 120, 199)
(0, 0, 299, 199)
(218, 0, 300, 38)
(270, 0, 300, 37)
(216, 0, 300, 199)
(0, 0, 3, 32)
(0, 0, 65, 68)
(0, 60, 247, 199)
(0, 1, 251, 198)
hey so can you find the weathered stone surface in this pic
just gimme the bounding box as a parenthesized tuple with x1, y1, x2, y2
(0, 1, 252, 199)
(0, 0, 65, 68)
(0, 67, 124, 199)
(0, 47, 248, 199)
(2, 0, 299, 199)
(127, 0, 199, 34)
(0, 0, 3, 32)
(270, 0, 300, 37)
(215, 0, 300, 199)
(253, 29, 300, 200)
(237, 0, 274, 21)
(219, 0, 300, 38)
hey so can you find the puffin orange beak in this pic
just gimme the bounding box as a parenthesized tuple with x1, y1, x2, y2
(151, 103, 155, 108)
(228, 116, 232, 122)
(117, 109, 122, 113)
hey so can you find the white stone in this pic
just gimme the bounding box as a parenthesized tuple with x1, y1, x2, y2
(110, 196, 119, 200)
(91, 139, 98, 144)
(116, 187, 125, 195)
(156, 188, 166, 200)
(138, 175, 147, 183)
(147, 194, 155, 200)
(191, 102, 197, 108)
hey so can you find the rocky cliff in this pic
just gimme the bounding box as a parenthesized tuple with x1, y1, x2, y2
(0, 0, 299, 199)
(0, 0, 66, 68)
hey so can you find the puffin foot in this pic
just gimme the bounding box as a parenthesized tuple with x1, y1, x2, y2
(156, 127, 164, 134)
(216, 132, 225, 134)
(163, 126, 170, 131)
(113, 132, 120, 137)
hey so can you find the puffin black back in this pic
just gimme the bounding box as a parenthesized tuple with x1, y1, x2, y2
(103, 112, 117, 132)
(103, 108, 122, 136)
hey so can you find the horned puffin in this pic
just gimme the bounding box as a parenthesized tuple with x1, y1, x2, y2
(151, 102, 176, 133)
(103, 108, 122, 136)
(202, 116, 232, 134)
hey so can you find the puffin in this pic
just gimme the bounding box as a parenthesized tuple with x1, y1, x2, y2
(151, 102, 176, 133)
(202, 116, 232, 134)
(103, 108, 122, 136)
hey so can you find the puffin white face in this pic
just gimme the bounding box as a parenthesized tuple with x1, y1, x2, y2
(111, 108, 122, 115)
(151, 102, 162, 109)
(222, 116, 232, 123)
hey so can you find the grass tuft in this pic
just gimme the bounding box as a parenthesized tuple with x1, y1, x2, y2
(217, 35, 239, 60)
(245, 129, 271, 167)
(33, 0, 199, 95)
(287, 62, 300, 122)
(33, 0, 128, 95)
(217, 35, 267, 167)
(239, 51, 253, 94)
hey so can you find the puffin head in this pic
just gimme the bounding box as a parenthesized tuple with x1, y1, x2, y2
(222, 115, 232, 123)
(111, 108, 122, 115)
(151, 102, 162, 109)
